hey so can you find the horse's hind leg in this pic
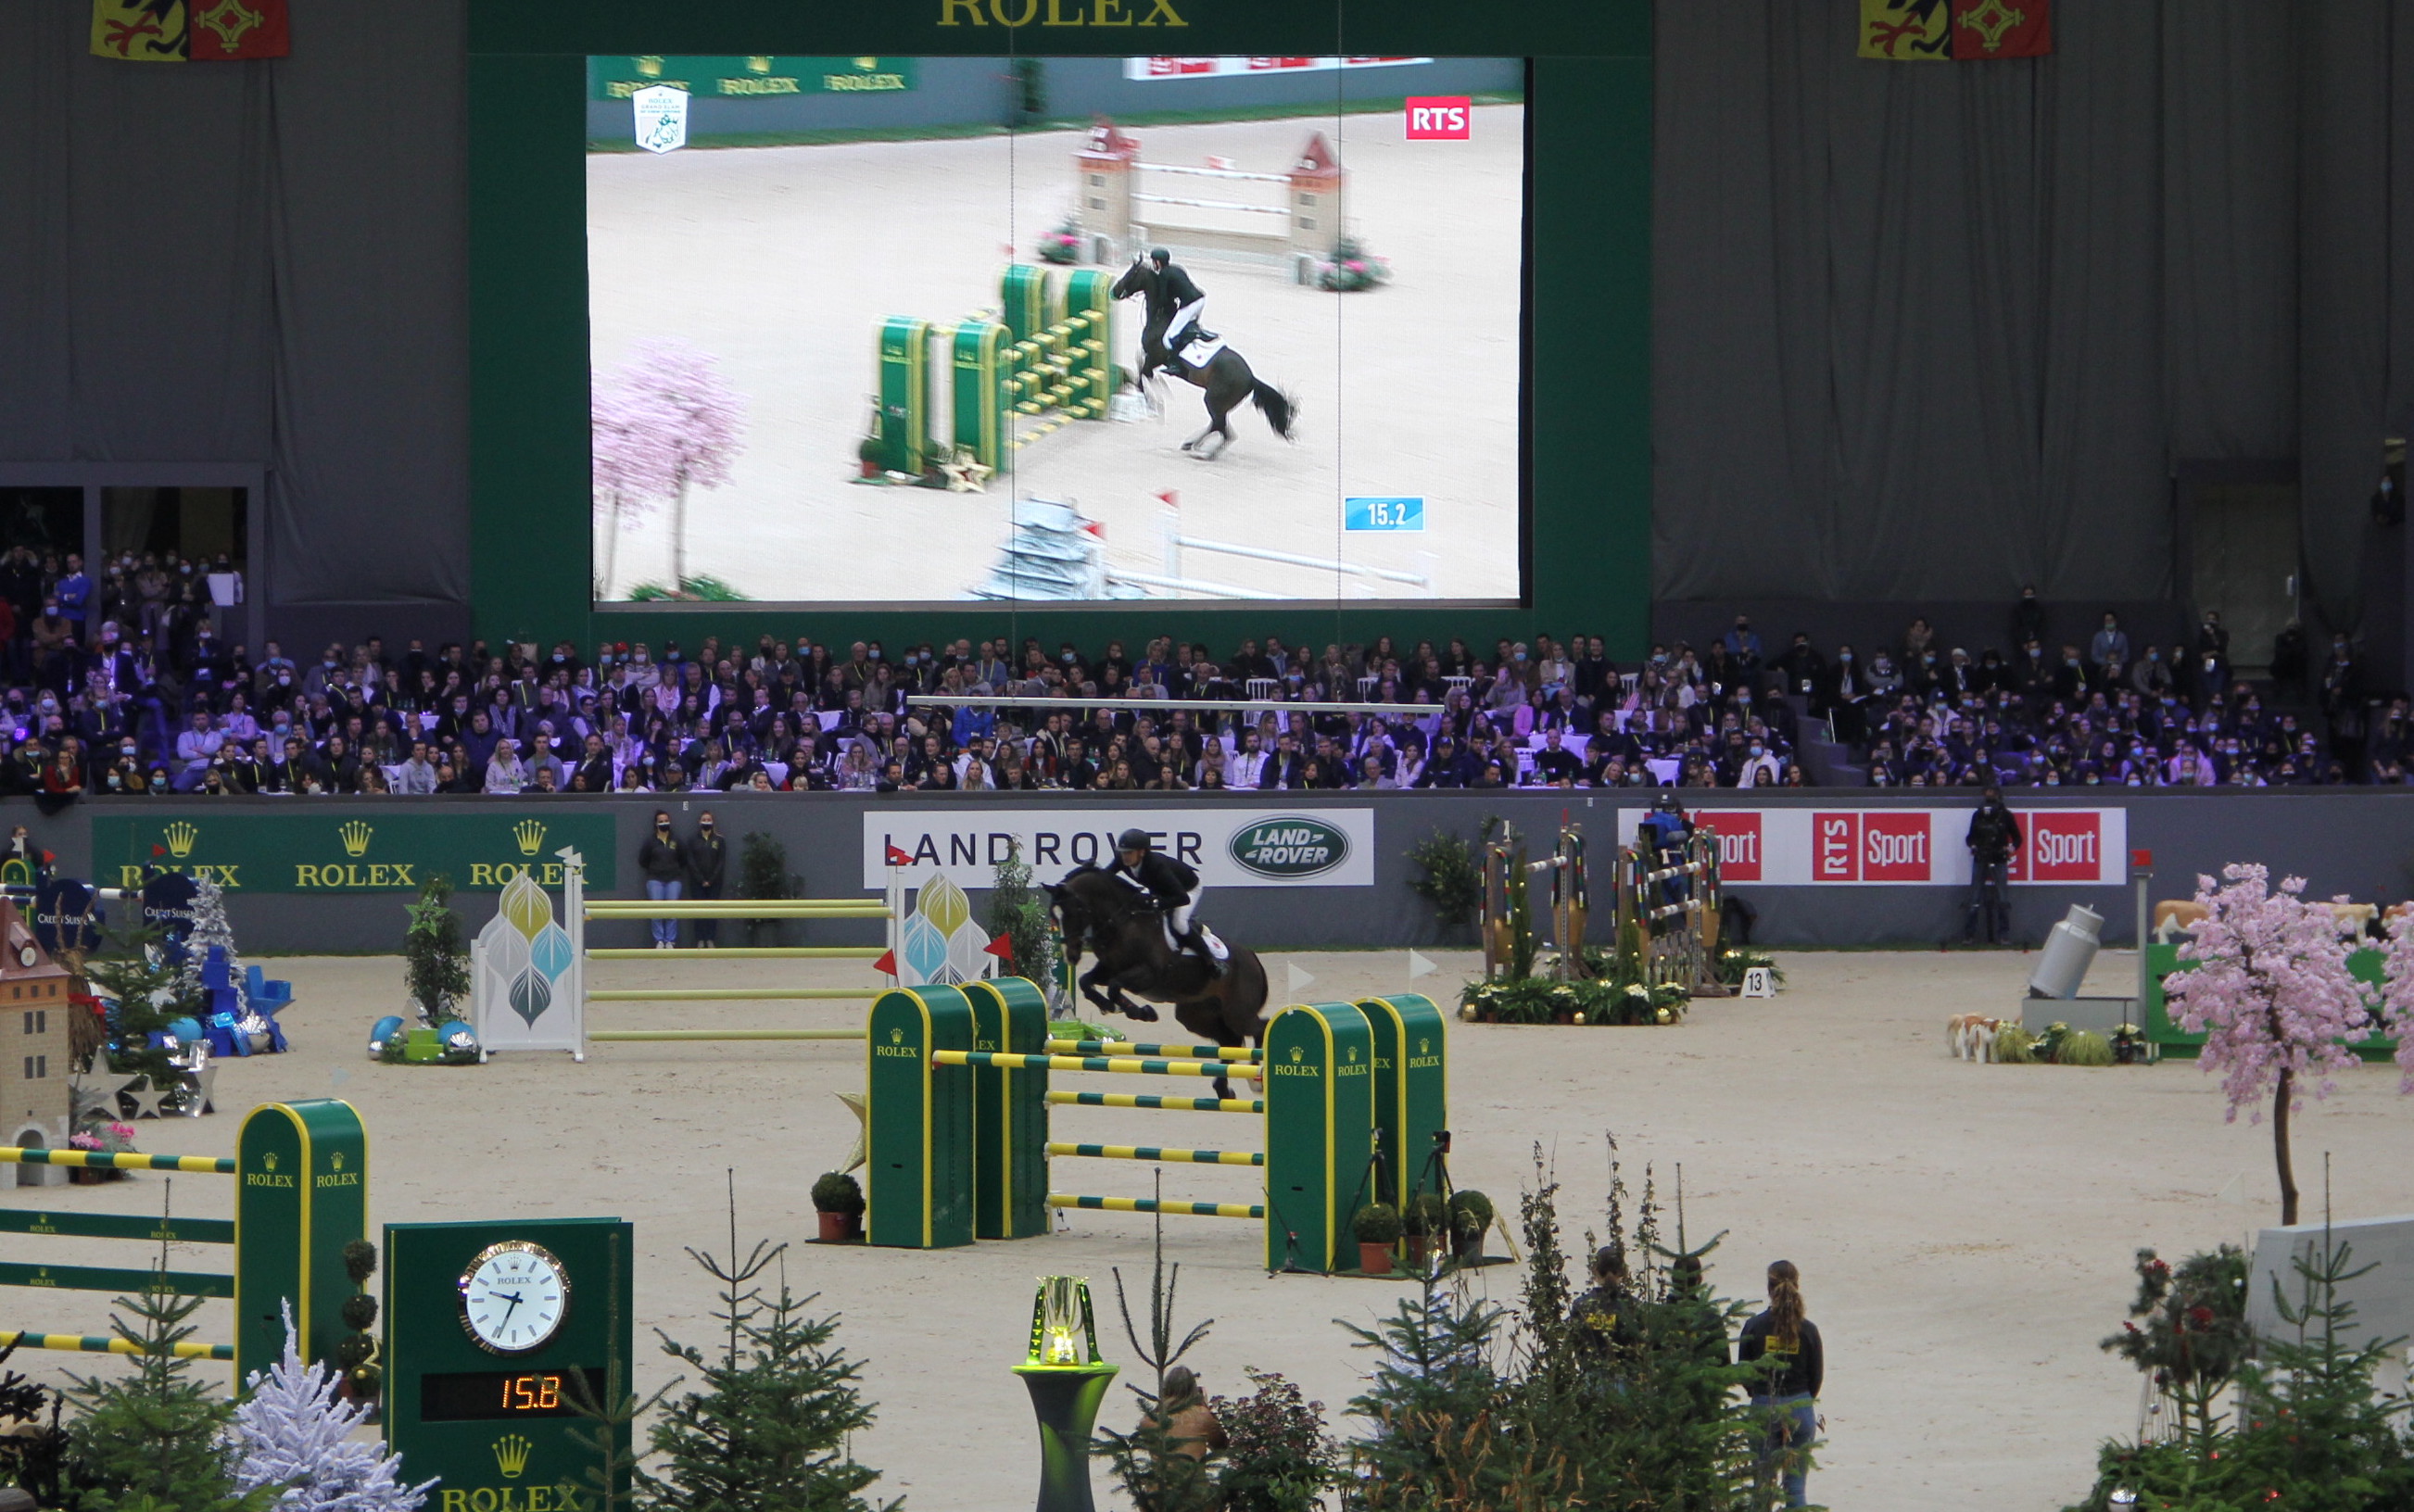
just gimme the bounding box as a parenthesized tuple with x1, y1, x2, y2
(1190, 406, 1234, 460)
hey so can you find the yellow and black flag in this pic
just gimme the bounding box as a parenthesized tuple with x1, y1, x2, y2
(1859, 0, 1952, 60)
(91, 0, 186, 61)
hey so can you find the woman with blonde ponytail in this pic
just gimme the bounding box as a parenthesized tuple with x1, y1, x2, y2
(1736, 1259, 1822, 1508)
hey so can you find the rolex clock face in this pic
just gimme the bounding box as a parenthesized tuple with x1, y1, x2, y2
(16, 944, 34, 967)
(457, 1240, 570, 1354)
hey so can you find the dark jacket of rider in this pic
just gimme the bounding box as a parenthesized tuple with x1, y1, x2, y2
(1111, 849, 1199, 909)
(1155, 261, 1206, 310)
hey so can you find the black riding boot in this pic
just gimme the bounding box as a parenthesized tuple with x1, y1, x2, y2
(1182, 926, 1222, 977)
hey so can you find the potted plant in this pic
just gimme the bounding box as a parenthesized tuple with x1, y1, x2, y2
(812, 1171, 866, 1242)
(1352, 1203, 1401, 1276)
(337, 1239, 382, 1415)
(69, 1122, 136, 1183)
(67, 1129, 107, 1184)
(1447, 1191, 1494, 1265)
(1402, 1193, 1445, 1261)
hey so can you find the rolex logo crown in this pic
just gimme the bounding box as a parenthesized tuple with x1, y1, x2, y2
(162, 822, 198, 860)
(493, 1433, 533, 1479)
(261, 1152, 278, 1171)
(513, 819, 548, 856)
(331, 1151, 345, 1170)
(1288, 1045, 1303, 1063)
(339, 821, 373, 858)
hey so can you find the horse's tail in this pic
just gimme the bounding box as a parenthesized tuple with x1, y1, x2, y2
(1250, 380, 1296, 441)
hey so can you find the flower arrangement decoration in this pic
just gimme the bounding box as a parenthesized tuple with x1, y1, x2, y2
(1457, 977, 1687, 1026)
(1036, 220, 1083, 265)
(1313, 235, 1392, 293)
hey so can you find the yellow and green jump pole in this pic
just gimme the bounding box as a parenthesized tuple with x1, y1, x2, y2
(0, 1100, 368, 1379)
(866, 980, 1409, 1274)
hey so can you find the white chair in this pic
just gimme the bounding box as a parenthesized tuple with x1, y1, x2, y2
(1245, 677, 1279, 701)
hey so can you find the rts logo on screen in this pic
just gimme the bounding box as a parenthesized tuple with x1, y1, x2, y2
(1406, 96, 1471, 140)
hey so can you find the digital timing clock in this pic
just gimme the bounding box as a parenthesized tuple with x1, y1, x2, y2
(385, 1217, 631, 1501)
(456, 1239, 570, 1354)
(417, 1367, 608, 1422)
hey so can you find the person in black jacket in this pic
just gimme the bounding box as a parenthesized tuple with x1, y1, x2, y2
(1147, 248, 1217, 360)
(637, 810, 685, 950)
(686, 811, 727, 949)
(1567, 1245, 1639, 1362)
(1737, 1259, 1823, 1508)
(1961, 785, 2022, 945)
(1107, 827, 1223, 975)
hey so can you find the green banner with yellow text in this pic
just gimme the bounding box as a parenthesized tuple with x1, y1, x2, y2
(588, 55, 917, 100)
(89, 811, 618, 893)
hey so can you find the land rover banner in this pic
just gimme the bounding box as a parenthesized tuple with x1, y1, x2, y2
(863, 809, 1375, 889)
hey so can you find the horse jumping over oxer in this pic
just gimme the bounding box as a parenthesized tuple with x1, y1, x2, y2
(1044, 862, 1270, 1102)
(1110, 253, 1296, 461)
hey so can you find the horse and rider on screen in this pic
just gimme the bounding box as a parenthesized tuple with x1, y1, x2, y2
(1111, 249, 1296, 461)
(1044, 829, 1269, 1098)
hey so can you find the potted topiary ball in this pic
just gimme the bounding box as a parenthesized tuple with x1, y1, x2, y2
(1402, 1192, 1450, 1267)
(1448, 1191, 1494, 1265)
(1353, 1202, 1402, 1276)
(812, 1170, 866, 1242)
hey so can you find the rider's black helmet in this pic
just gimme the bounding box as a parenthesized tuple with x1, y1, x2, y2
(1117, 828, 1153, 852)
(1148, 247, 1171, 267)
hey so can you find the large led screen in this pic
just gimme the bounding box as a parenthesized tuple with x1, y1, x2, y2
(586, 55, 1526, 605)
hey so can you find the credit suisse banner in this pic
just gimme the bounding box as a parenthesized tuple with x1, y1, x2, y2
(1614, 808, 2128, 888)
(865, 808, 1374, 889)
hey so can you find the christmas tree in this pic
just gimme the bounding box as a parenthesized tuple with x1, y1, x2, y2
(181, 875, 255, 1027)
(63, 1230, 271, 1512)
(402, 876, 471, 1026)
(639, 1178, 896, 1512)
(82, 922, 202, 1112)
(988, 840, 1064, 1011)
(228, 1302, 433, 1512)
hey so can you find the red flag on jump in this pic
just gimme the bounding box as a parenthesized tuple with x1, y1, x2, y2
(883, 845, 913, 868)
(873, 949, 897, 978)
(984, 935, 1016, 964)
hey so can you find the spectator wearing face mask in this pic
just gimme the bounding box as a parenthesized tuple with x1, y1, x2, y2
(1735, 738, 1782, 787)
(686, 813, 727, 948)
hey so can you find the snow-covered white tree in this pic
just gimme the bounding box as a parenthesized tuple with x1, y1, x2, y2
(229, 1302, 435, 1512)
(181, 873, 249, 1022)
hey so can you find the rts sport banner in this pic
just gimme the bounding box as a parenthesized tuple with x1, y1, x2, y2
(1616, 807, 2126, 888)
(865, 808, 1374, 890)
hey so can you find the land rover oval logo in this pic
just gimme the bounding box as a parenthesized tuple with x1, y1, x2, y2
(1228, 817, 1348, 879)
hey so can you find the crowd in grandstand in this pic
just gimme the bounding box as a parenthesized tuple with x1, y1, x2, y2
(0, 548, 2397, 799)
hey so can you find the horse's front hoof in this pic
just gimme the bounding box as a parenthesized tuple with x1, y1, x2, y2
(1124, 1003, 1160, 1023)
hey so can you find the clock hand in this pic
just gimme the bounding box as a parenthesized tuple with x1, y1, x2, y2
(496, 1292, 524, 1331)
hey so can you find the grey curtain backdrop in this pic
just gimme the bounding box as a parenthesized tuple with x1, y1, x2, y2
(0, 0, 470, 612)
(1653, 0, 2414, 633)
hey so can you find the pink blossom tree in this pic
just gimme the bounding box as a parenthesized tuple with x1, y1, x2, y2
(2370, 909, 2414, 1093)
(591, 384, 676, 598)
(590, 339, 746, 597)
(2167, 863, 2374, 1225)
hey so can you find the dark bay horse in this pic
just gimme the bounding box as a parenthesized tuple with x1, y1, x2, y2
(1108, 258, 1296, 461)
(1043, 864, 1270, 1101)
